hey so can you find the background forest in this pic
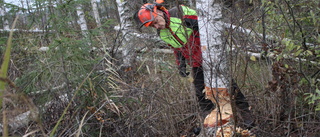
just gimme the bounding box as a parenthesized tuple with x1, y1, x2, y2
(0, 0, 319, 136)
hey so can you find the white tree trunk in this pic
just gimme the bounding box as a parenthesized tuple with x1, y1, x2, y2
(116, 0, 135, 67)
(196, 1, 236, 135)
(188, 0, 194, 7)
(91, 0, 108, 53)
(91, 0, 101, 27)
(0, 1, 10, 30)
(196, 0, 228, 89)
(76, 4, 91, 46)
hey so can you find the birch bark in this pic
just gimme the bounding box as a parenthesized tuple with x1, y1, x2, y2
(76, 4, 91, 46)
(91, 0, 108, 52)
(115, 0, 135, 67)
(196, 0, 228, 89)
(188, 0, 194, 7)
(196, 1, 235, 135)
(0, 0, 10, 30)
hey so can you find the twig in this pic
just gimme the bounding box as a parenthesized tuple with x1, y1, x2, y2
(22, 129, 40, 137)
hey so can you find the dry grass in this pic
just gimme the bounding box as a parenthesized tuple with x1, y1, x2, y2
(3, 44, 320, 137)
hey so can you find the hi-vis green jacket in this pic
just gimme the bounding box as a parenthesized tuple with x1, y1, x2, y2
(159, 5, 202, 68)
(159, 5, 198, 48)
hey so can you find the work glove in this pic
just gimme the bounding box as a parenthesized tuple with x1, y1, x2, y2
(176, 51, 189, 77)
(179, 64, 190, 77)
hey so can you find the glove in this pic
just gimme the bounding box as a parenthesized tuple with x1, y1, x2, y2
(179, 66, 190, 77)
(176, 51, 189, 77)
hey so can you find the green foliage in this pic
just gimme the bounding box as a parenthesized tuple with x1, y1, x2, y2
(3, 2, 21, 14)
(0, 36, 7, 45)
(15, 36, 100, 93)
(2, 0, 319, 136)
(260, 0, 319, 45)
(304, 88, 320, 111)
(0, 15, 19, 137)
(261, 0, 320, 89)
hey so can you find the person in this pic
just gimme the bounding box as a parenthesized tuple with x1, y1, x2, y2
(136, 2, 214, 112)
(135, 1, 254, 129)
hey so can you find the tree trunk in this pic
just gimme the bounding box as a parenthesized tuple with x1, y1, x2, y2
(196, 0, 235, 135)
(197, 0, 228, 90)
(76, 4, 91, 46)
(91, 0, 108, 53)
(0, 0, 10, 30)
(188, 0, 194, 7)
(116, 0, 135, 67)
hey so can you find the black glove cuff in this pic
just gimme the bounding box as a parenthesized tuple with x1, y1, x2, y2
(179, 67, 189, 77)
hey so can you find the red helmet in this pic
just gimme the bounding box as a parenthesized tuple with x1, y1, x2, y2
(137, 3, 158, 27)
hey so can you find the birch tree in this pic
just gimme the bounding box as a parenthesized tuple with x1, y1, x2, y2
(91, 0, 108, 52)
(197, 0, 227, 89)
(76, 4, 91, 46)
(188, 0, 194, 7)
(91, 0, 102, 30)
(196, 0, 233, 134)
(0, 0, 10, 30)
(116, 0, 135, 68)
